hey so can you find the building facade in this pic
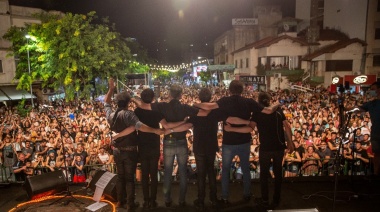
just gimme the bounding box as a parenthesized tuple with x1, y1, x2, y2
(214, 0, 377, 90)
(0, 0, 63, 103)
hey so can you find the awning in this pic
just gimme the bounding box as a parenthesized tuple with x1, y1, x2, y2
(0, 86, 36, 101)
(208, 64, 235, 71)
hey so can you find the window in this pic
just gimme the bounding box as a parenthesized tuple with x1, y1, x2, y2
(235, 60, 237, 68)
(376, 28, 380, 40)
(246, 58, 249, 68)
(373, 55, 380, 67)
(240, 59, 243, 68)
(326, 60, 353, 72)
(318, 0, 324, 9)
(225, 55, 228, 63)
(0, 60, 3, 73)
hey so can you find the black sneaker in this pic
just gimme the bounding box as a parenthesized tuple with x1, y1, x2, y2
(142, 201, 150, 208)
(270, 199, 280, 209)
(165, 201, 172, 207)
(127, 201, 140, 210)
(116, 202, 126, 209)
(150, 201, 158, 208)
(210, 199, 218, 207)
(193, 199, 205, 210)
(243, 195, 252, 202)
(256, 198, 269, 208)
(218, 198, 230, 205)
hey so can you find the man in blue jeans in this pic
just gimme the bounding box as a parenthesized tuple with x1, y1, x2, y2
(146, 85, 207, 207)
(225, 92, 294, 209)
(194, 80, 279, 204)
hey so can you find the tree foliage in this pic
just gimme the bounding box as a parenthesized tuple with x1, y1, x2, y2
(3, 11, 149, 100)
(198, 70, 212, 84)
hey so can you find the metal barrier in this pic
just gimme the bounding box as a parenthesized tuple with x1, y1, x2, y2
(1, 157, 373, 184)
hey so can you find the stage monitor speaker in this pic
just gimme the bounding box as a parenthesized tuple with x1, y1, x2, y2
(24, 170, 67, 200)
(89, 170, 118, 202)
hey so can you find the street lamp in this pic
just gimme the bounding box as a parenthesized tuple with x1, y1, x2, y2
(197, 56, 210, 65)
(25, 34, 34, 108)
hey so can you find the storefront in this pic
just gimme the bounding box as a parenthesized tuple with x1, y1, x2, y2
(330, 75, 377, 93)
(237, 75, 267, 91)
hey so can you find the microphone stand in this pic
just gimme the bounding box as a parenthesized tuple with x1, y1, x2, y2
(332, 89, 350, 211)
(49, 117, 84, 205)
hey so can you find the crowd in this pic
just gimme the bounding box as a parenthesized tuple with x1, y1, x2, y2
(0, 83, 377, 184)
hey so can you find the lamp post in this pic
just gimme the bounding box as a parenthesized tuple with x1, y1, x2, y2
(197, 56, 210, 66)
(25, 34, 34, 108)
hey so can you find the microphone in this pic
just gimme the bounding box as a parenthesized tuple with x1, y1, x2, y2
(346, 108, 360, 114)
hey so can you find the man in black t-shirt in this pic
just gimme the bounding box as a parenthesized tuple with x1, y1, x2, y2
(134, 88, 184, 209)
(225, 92, 293, 208)
(137, 85, 205, 207)
(104, 79, 162, 210)
(353, 142, 369, 175)
(194, 80, 280, 204)
(186, 88, 225, 209)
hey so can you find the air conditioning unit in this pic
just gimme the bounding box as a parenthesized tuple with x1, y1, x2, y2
(274, 73, 281, 78)
(42, 88, 54, 94)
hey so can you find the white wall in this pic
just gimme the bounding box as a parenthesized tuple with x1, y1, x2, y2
(324, 0, 367, 40)
(295, 0, 311, 32)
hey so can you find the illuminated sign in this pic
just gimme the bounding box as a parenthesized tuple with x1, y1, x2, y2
(353, 75, 367, 84)
(332, 77, 339, 84)
(239, 75, 266, 84)
(232, 18, 258, 26)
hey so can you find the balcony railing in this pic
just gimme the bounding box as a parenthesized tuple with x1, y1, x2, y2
(265, 69, 304, 76)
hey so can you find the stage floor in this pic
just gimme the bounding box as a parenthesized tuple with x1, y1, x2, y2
(1, 176, 379, 212)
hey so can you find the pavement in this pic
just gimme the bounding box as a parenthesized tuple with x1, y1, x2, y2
(0, 176, 379, 212)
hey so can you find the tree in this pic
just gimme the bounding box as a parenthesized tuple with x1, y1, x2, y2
(198, 70, 212, 84)
(3, 12, 148, 100)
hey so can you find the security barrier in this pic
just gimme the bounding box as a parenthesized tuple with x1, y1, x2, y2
(0, 157, 374, 184)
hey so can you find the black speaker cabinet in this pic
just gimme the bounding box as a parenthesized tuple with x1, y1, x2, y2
(89, 170, 118, 202)
(24, 170, 67, 200)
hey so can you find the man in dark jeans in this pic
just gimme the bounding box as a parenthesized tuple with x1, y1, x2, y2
(194, 81, 280, 204)
(141, 85, 206, 207)
(225, 92, 294, 209)
(134, 88, 186, 209)
(104, 78, 162, 210)
(185, 88, 225, 210)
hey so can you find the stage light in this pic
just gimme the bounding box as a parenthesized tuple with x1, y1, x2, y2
(9, 195, 116, 212)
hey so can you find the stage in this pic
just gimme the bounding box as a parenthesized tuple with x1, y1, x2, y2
(1, 176, 379, 212)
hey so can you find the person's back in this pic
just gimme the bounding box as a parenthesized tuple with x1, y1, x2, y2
(217, 80, 264, 203)
(187, 88, 223, 209)
(134, 88, 164, 208)
(252, 108, 286, 152)
(150, 84, 200, 207)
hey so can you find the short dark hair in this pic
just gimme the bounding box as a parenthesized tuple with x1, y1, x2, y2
(141, 88, 155, 103)
(258, 92, 271, 107)
(115, 91, 131, 108)
(170, 85, 182, 99)
(228, 80, 244, 95)
(199, 88, 212, 103)
(371, 81, 380, 88)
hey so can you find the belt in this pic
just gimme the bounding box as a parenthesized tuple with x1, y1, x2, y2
(116, 146, 138, 151)
(164, 135, 186, 140)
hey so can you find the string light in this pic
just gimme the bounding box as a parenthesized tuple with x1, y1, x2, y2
(142, 59, 209, 72)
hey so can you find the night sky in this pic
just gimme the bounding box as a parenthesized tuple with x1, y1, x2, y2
(9, 0, 295, 64)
